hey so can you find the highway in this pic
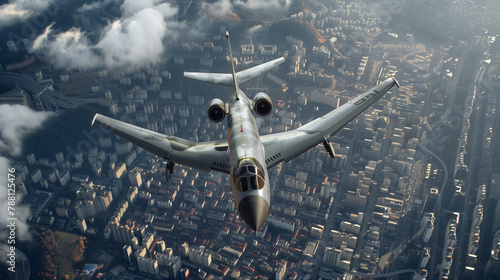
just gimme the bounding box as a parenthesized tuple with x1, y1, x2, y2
(319, 267, 425, 279)
(0, 72, 100, 111)
(453, 85, 486, 278)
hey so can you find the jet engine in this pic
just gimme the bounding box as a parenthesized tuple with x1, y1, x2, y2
(207, 98, 226, 122)
(253, 92, 273, 116)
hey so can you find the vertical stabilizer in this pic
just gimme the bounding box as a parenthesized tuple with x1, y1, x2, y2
(226, 31, 239, 100)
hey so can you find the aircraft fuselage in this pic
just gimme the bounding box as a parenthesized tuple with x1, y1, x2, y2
(227, 90, 270, 231)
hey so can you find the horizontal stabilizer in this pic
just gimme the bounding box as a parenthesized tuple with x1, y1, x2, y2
(184, 57, 285, 87)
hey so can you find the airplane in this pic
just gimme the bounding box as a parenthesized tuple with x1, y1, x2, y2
(92, 32, 399, 231)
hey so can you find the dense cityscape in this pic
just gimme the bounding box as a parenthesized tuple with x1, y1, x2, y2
(1, 0, 500, 280)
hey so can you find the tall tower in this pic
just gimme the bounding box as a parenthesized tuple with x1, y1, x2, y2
(123, 245, 132, 262)
(7, 41, 17, 53)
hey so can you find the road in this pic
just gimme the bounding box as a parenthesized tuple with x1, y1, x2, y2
(453, 86, 485, 278)
(0, 72, 100, 111)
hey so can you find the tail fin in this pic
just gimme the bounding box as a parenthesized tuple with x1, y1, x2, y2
(226, 31, 239, 100)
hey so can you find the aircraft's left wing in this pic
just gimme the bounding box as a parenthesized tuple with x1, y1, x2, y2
(92, 114, 230, 173)
(261, 77, 399, 169)
(235, 57, 285, 84)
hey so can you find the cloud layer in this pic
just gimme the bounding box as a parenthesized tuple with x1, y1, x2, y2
(31, 0, 290, 70)
(77, 0, 118, 13)
(34, 0, 179, 70)
(0, 0, 57, 29)
(0, 104, 54, 261)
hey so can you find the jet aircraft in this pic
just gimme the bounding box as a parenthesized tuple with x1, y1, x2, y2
(92, 32, 399, 231)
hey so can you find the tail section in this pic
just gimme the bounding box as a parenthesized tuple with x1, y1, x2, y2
(226, 31, 240, 100)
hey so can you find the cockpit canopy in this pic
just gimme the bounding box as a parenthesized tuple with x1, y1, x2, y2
(233, 158, 265, 192)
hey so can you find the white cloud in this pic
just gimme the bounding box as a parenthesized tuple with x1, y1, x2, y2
(199, 0, 290, 24)
(97, 8, 168, 68)
(0, 104, 54, 157)
(0, 104, 54, 261)
(34, 1, 179, 70)
(34, 23, 102, 70)
(77, 0, 118, 13)
(202, 0, 234, 19)
(233, 0, 289, 11)
(0, 0, 57, 29)
(33, 0, 290, 70)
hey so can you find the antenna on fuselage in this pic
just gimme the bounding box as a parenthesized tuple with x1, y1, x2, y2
(226, 31, 239, 100)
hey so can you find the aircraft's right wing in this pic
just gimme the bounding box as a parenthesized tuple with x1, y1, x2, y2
(261, 77, 399, 169)
(184, 57, 285, 87)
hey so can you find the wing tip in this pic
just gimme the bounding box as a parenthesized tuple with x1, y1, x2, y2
(391, 77, 400, 87)
(91, 113, 100, 126)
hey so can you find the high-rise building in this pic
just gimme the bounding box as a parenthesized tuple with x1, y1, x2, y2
(492, 199, 500, 234)
(311, 225, 324, 239)
(135, 247, 147, 259)
(420, 247, 431, 268)
(131, 237, 139, 250)
(321, 181, 330, 198)
(311, 158, 323, 174)
(123, 245, 132, 263)
(180, 268, 190, 280)
(421, 188, 439, 217)
(157, 240, 166, 253)
(275, 260, 287, 280)
(55, 152, 64, 164)
(77, 219, 87, 233)
(31, 169, 42, 183)
(113, 162, 127, 179)
(179, 242, 189, 257)
(129, 167, 143, 187)
(17, 181, 28, 196)
(7, 41, 17, 53)
(422, 220, 434, 243)
(168, 255, 182, 280)
(323, 247, 342, 266)
(188, 246, 211, 267)
(331, 230, 358, 249)
(142, 233, 154, 249)
(484, 229, 500, 278)
(137, 256, 159, 275)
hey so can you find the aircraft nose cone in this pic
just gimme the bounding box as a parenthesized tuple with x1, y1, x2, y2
(237, 195, 269, 231)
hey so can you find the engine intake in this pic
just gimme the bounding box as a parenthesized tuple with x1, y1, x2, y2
(207, 98, 226, 122)
(253, 92, 273, 116)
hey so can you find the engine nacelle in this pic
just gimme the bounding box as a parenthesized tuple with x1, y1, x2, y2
(253, 92, 273, 116)
(207, 98, 226, 122)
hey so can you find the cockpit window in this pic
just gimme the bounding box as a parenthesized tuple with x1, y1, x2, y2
(232, 158, 266, 192)
(237, 167, 246, 177)
(250, 176, 257, 190)
(241, 177, 249, 191)
(257, 176, 265, 190)
(247, 165, 256, 174)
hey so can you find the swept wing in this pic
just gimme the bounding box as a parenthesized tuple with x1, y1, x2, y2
(92, 114, 230, 173)
(261, 77, 399, 168)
